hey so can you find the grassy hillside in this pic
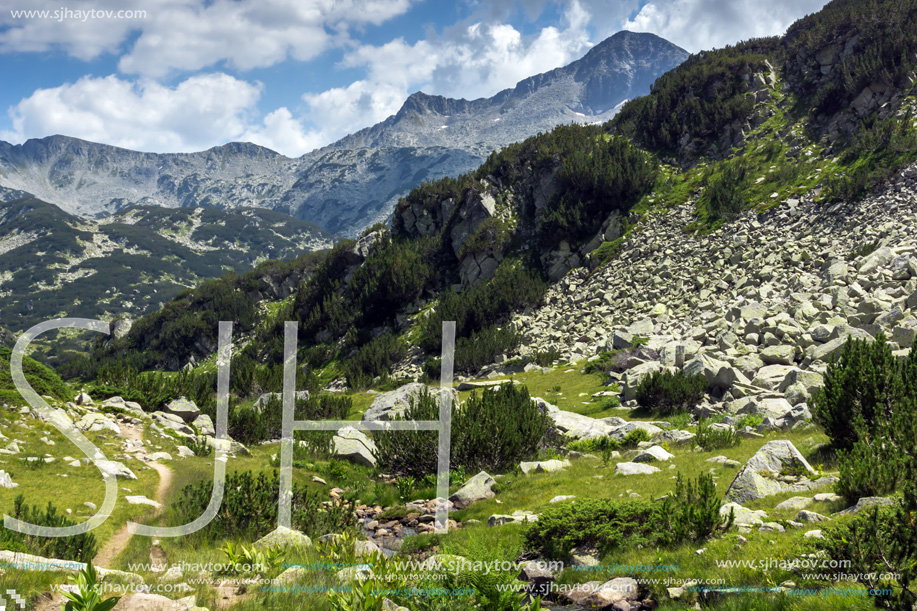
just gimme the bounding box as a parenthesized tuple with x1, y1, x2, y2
(0, 345, 72, 406)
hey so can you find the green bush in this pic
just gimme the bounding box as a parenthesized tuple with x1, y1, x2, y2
(835, 439, 899, 502)
(734, 414, 764, 429)
(829, 340, 917, 504)
(533, 348, 562, 367)
(229, 393, 352, 446)
(525, 474, 734, 560)
(693, 420, 740, 451)
(0, 346, 73, 406)
(814, 343, 917, 609)
(174, 470, 355, 543)
(452, 383, 551, 473)
(93, 363, 217, 415)
(635, 369, 707, 414)
(186, 436, 213, 457)
(812, 334, 898, 451)
(621, 428, 651, 448)
(537, 134, 658, 247)
(417, 260, 546, 355)
(818, 503, 917, 611)
(454, 325, 523, 374)
(523, 498, 662, 561)
(374, 384, 549, 478)
(84, 384, 146, 405)
(0, 495, 97, 562)
(345, 333, 407, 388)
(701, 157, 749, 220)
(659, 473, 734, 543)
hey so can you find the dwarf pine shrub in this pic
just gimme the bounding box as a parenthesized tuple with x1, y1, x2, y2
(635, 369, 707, 415)
(694, 420, 740, 451)
(175, 470, 355, 542)
(0, 495, 97, 562)
(812, 333, 899, 451)
(659, 473, 734, 543)
(374, 383, 549, 477)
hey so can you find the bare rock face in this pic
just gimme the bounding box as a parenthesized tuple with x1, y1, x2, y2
(362, 383, 457, 422)
(724, 440, 826, 503)
(333, 426, 378, 468)
(164, 397, 200, 423)
(450, 191, 497, 258)
(449, 471, 496, 509)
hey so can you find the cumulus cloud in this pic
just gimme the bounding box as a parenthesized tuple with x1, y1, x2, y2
(240, 108, 325, 157)
(622, 0, 829, 52)
(0, 0, 148, 59)
(298, 0, 593, 144)
(0, 74, 263, 152)
(0, 0, 835, 155)
(0, 0, 414, 77)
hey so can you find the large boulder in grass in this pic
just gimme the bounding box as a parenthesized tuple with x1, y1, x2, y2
(362, 383, 457, 421)
(538, 398, 616, 440)
(449, 471, 496, 509)
(633, 445, 674, 462)
(579, 577, 640, 609)
(332, 426, 377, 468)
(95, 460, 138, 480)
(0, 470, 18, 488)
(724, 440, 823, 503)
(164, 397, 200, 423)
(615, 462, 660, 476)
(254, 526, 312, 549)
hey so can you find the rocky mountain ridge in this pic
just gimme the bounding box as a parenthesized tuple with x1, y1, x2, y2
(0, 32, 687, 237)
(330, 31, 686, 151)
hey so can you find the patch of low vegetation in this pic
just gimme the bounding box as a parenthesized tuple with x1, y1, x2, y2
(524, 473, 732, 560)
(374, 383, 549, 478)
(0, 345, 73, 405)
(174, 470, 356, 544)
(693, 419, 741, 451)
(0, 495, 97, 562)
(635, 369, 708, 414)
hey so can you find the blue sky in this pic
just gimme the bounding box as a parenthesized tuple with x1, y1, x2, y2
(0, 0, 829, 157)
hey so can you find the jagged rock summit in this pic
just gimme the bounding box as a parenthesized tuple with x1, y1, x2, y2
(0, 32, 687, 237)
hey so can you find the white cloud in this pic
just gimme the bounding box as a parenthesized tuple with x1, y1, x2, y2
(0, 0, 414, 77)
(241, 108, 325, 157)
(1, 74, 263, 152)
(622, 0, 830, 52)
(297, 0, 594, 144)
(0, 0, 148, 59)
(0, 0, 836, 156)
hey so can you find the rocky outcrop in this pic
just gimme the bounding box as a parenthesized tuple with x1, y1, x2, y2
(362, 383, 457, 421)
(449, 471, 496, 509)
(333, 426, 377, 468)
(725, 440, 826, 503)
(254, 526, 313, 549)
(164, 397, 200, 423)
